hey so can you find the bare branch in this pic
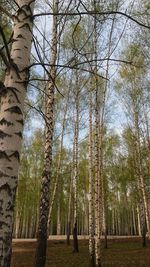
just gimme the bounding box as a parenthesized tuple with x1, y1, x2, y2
(33, 11, 150, 30)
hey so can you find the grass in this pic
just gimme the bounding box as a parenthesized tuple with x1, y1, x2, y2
(11, 237, 150, 267)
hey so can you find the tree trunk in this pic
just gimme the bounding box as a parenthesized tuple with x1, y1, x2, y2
(66, 170, 73, 245)
(133, 95, 150, 233)
(137, 205, 141, 236)
(47, 90, 69, 232)
(57, 203, 61, 235)
(67, 141, 75, 245)
(72, 74, 79, 253)
(94, 1, 102, 266)
(34, 1, 58, 267)
(88, 81, 95, 266)
(0, 1, 35, 266)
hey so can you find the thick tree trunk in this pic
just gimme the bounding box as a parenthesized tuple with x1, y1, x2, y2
(34, 1, 58, 267)
(0, 1, 34, 266)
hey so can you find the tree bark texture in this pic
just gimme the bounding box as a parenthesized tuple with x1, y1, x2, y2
(0, 1, 35, 266)
(94, 1, 103, 265)
(88, 82, 95, 266)
(72, 74, 79, 253)
(47, 90, 69, 232)
(34, 1, 58, 267)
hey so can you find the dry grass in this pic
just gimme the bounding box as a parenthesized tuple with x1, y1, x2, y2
(11, 237, 150, 267)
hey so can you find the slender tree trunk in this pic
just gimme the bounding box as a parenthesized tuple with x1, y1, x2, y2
(57, 203, 61, 235)
(47, 91, 69, 232)
(132, 206, 137, 235)
(101, 11, 115, 251)
(73, 74, 79, 253)
(0, 1, 35, 266)
(34, 1, 58, 267)
(94, 1, 102, 265)
(67, 168, 73, 245)
(67, 141, 75, 245)
(94, 80, 102, 266)
(134, 99, 150, 233)
(137, 205, 141, 236)
(88, 83, 95, 266)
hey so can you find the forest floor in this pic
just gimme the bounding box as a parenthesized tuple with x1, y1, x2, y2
(12, 236, 150, 267)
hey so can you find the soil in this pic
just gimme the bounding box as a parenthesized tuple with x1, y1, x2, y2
(11, 237, 150, 267)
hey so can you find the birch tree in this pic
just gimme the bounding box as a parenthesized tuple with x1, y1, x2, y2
(116, 44, 150, 242)
(0, 1, 35, 266)
(72, 72, 79, 253)
(34, 1, 58, 267)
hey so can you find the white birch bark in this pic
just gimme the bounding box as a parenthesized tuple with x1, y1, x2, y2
(0, 1, 35, 266)
(88, 81, 95, 265)
(73, 74, 79, 252)
(137, 205, 141, 236)
(134, 108, 150, 232)
(93, 1, 102, 265)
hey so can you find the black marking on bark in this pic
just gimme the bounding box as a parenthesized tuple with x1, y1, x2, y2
(5, 106, 22, 115)
(12, 38, 18, 43)
(10, 59, 21, 79)
(24, 45, 28, 49)
(0, 221, 8, 228)
(6, 201, 14, 211)
(15, 132, 22, 138)
(11, 176, 17, 180)
(0, 200, 3, 212)
(7, 166, 13, 170)
(0, 86, 21, 104)
(0, 151, 11, 161)
(14, 49, 21, 51)
(0, 81, 5, 91)
(19, 23, 31, 31)
(22, 3, 33, 15)
(12, 15, 20, 23)
(0, 211, 3, 215)
(17, 34, 25, 39)
(0, 170, 9, 177)
(10, 151, 20, 161)
(0, 118, 13, 126)
(42, 170, 50, 178)
(17, 8, 28, 19)
(0, 130, 11, 139)
(0, 183, 12, 196)
(5, 214, 12, 220)
(16, 119, 24, 126)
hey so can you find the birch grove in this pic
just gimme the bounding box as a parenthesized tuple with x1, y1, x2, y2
(1, 1, 150, 267)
